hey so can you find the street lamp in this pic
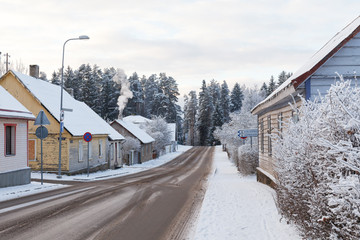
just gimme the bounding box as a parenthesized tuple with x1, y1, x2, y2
(57, 35, 89, 178)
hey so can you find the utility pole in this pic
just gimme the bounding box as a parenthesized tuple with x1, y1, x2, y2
(4, 53, 10, 72)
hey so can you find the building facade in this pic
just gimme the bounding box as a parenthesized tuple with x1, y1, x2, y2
(0, 86, 35, 187)
(252, 16, 360, 186)
(0, 69, 124, 174)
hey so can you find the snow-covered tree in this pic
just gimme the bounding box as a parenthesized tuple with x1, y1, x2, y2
(142, 116, 171, 156)
(273, 77, 360, 239)
(230, 82, 244, 113)
(51, 71, 60, 85)
(81, 64, 101, 114)
(214, 85, 263, 173)
(220, 80, 231, 123)
(197, 80, 214, 146)
(183, 91, 198, 145)
(123, 72, 144, 116)
(100, 68, 119, 121)
(122, 137, 141, 155)
(267, 75, 276, 96)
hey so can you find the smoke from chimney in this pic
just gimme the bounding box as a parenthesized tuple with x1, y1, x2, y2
(113, 68, 133, 119)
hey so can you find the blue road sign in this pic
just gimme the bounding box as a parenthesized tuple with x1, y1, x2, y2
(83, 132, 92, 142)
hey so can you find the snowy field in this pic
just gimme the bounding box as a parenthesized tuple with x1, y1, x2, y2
(192, 146, 301, 240)
(0, 145, 192, 203)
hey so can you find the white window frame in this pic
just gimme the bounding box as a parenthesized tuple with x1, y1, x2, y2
(4, 124, 16, 156)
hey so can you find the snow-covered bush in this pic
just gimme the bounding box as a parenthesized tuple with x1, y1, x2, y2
(214, 86, 263, 171)
(122, 137, 141, 154)
(142, 116, 171, 157)
(273, 78, 360, 239)
(237, 144, 258, 175)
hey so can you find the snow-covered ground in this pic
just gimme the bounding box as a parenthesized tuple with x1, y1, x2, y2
(0, 145, 192, 203)
(192, 146, 301, 240)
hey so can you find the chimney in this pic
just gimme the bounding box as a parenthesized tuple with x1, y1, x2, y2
(29, 65, 39, 78)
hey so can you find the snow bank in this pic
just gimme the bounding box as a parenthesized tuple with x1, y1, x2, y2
(193, 146, 300, 240)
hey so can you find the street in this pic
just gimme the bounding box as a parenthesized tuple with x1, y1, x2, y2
(0, 147, 213, 240)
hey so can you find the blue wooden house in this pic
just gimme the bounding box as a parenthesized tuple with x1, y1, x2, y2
(251, 16, 360, 186)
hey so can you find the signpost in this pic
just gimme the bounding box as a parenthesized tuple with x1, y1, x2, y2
(34, 110, 50, 185)
(83, 132, 92, 177)
(238, 128, 258, 148)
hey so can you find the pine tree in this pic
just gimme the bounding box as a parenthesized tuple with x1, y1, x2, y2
(260, 82, 268, 97)
(159, 73, 180, 123)
(143, 74, 159, 118)
(63, 66, 76, 96)
(51, 71, 60, 85)
(183, 91, 198, 145)
(197, 80, 214, 146)
(230, 82, 244, 112)
(220, 80, 231, 123)
(277, 70, 288, 86)
(123, 72, 144, 116)
(100, 68, 119, 121)
(267, 75, 276, 96)
(80, 64, 101, 114)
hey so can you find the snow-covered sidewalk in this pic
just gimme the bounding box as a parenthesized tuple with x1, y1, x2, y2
(0, 145, 192, 202)
(193, 146, 301, 240)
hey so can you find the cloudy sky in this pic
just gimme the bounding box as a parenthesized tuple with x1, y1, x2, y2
(1, 0, 360, 97)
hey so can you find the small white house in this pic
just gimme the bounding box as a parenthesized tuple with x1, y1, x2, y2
(0, 86, 35, 187)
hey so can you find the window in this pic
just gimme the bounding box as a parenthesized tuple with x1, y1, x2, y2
(99, 140, 103, 157)
(79, 140, 83, 162)
(5, 124, 16, 156)
(260, 119, 264, 154)
(267, 115, 272, 156)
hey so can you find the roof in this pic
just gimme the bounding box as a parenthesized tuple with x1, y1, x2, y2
(252, 15, 360, 114)
(5, 71, 124, 140)
(0, 85, 35, 120)
(113, 119, 154, 144)
(122, 115, 151, 125)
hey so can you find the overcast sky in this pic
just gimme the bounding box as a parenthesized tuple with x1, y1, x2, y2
(1, 0, 360, 97)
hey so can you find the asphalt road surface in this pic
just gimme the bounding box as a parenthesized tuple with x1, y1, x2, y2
(0, 146, 213, 240)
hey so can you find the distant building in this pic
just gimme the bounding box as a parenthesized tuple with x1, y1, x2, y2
(0, 68, 124, 174)
(0, 86, 35, 187)
(111, 119, 154, 164)
(252, 16, 360, 187)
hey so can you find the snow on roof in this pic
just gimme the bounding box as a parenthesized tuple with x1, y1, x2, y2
(122, 115, 151, 124)
(252, 15, 360, 113)
(0, 85, 35, 120)
(10, 71, 124, 140)
(114, 119, 154, 144)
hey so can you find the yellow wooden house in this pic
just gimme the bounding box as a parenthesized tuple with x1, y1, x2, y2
(0, 69, 124, 174)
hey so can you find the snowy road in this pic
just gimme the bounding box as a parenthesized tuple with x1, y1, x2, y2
(192, 146, 301, 240)
(0, 147, 213, 240)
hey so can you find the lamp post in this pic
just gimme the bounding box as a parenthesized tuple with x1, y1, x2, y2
(57, 35, 89, 178)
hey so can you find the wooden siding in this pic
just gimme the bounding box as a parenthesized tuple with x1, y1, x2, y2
(0, 73, 109, 173)
(309, 33, 360, 100)
(0, 118, 28, 172)
(257, 104, 295, 178)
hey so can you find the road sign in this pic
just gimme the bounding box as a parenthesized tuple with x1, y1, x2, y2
(83, 132, 92, 142)
(238, 128, 258, 138)
(34, 110, 50, 126)
(36, 126, 48, 139)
